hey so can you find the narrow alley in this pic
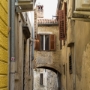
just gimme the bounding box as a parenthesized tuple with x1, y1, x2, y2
(0, 0, 90, 90)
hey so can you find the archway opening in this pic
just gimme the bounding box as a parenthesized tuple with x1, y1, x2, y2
(33, 66, 61, 90)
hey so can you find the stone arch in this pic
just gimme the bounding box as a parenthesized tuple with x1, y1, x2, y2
(36, 64, 61, 74)
(36, 64, 61, 90)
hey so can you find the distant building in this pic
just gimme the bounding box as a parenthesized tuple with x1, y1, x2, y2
(34, 3, 61, 90)
(33, 69, 58, 90)
(36, 5, 44, 18)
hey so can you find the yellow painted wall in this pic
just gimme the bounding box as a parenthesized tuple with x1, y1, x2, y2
(0, 0, 8, 90)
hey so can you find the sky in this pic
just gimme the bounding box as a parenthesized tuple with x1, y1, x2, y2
(35, 0, 58, 19)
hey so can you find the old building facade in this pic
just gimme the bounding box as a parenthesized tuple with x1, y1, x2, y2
(34, 4, 62, 89)
(34, 3, 65, 89)
(34, 1, 90, 90)
(9, 1, 36, 89)
(0, 0, 9, 90)
(1, 0, 90, 90)
(57, 0, 90, 90)
(33, 5, 61, 90)
(13, 12, 32, 90)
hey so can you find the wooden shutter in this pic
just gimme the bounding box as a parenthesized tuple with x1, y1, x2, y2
(64, 2, 67, 38)
(58, 10, 65, 40)
(49, 34, 56, 50)
(60, 40, 62, 49)
(34, 9, 38, 39)
(58, 2, 67, 40)
(35, 34, 40, 50)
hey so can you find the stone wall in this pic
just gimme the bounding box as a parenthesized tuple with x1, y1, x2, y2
(33, 69, 58, 90)
(34, 26, 61, 73)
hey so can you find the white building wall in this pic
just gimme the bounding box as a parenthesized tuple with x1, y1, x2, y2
(33, 69, 58, 90)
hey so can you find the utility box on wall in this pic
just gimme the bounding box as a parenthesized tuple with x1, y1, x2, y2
(75, 0, 90, 10)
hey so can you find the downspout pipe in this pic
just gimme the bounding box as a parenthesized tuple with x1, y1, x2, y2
(30, 12, 34, 61)
(9, 0, 15, 90)
(32, 25, 34, 60)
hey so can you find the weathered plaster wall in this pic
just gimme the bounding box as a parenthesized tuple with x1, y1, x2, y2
(47, 70, 58, 90)
(60, 46, 67, 90)
(0, 0, 8, 90)
(75, 21, 90, 90)
(33, 69, 47, 90)
(34, 25, 67, 90)
(66, 1, 75, 89)
(35, 26, 61, 73)
(14, 13, 32, 90)
(66, 20, 90, 90)
(66, 2, 90, 90)
(33, 69, 58, 90)
(59, 1, 90, 90)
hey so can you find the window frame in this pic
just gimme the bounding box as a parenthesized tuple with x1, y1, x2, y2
(35, 34, 56, 51)
(40, 34, 49, 51)
(40, 73, 43, 85)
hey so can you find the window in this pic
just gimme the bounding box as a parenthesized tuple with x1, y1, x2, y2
(40, 35, 49, 50)
(58, 2, 67, 41)
(58, 2, 67, 49)
(40, 73, 43, 85)
(68, 43, 74, 74)
(35, 34, 56, 51)
(63, 64, 65, 75)
(69, 54, 72, 74)
(38, 6, 43, 11)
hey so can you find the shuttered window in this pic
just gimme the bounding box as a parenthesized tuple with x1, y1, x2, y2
(35, 34, 40, 50)
(58, 10, 65, 40)
(58, 2, 67, 50)
(69, 55, 72, 74)
(34, 9, 38, 39)
(40, 73, 43, 85)
(60, 40, 62, 49)
(64, 2, 67, 38)
(35, 34, 56, 51)
(49, 34, 56, 50)
(58, 2, 67, 40)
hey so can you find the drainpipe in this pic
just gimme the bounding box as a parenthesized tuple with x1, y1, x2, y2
(9, 0, 15, 90)
(32, 25, 34, 61)
(30, 12, 34, 90)
(30, 12, 34, 61)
